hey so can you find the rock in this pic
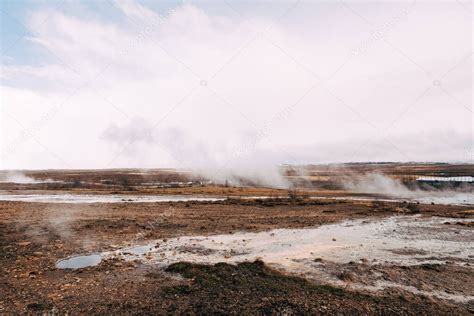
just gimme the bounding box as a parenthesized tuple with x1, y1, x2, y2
(26, 302, 44, 311)
(338, 272, 356, 282)
(47, 292, 63, 301)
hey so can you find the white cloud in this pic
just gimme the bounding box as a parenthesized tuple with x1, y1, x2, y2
(0, 0, 472, 170)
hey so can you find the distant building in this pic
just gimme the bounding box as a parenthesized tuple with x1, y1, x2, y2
(416, 176, 473, 183)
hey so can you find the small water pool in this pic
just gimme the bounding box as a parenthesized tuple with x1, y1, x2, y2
(56, 254, 102, 269)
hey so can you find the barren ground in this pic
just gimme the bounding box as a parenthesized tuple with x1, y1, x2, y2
(1, 165, 473, 314)
(1, 196, 473, 314)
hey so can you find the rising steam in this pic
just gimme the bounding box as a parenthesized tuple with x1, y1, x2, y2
(343, 173, 415, 197)
(101, 119, 291, 189)
(0, 171, 61, 184)
(0, 172, 43, 184)
(343, 173, 473, 205)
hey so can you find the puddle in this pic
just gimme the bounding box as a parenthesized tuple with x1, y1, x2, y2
(56, 254, 102, 269)
(0, 194, 224, 204)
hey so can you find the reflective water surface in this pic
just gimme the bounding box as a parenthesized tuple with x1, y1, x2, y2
(56, 254, 102, 269)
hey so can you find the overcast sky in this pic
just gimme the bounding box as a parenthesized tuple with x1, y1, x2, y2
(0, 0, 472, 170)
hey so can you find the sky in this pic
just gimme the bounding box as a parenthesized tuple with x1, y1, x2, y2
(0, 0, 472, 170)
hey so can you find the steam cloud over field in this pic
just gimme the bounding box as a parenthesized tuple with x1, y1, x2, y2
(1, 1, 471, 170)
(344, 173, 473, 204)
(0, 172, 42, 184)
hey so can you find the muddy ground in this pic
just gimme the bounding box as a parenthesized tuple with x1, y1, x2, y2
(1, 196, 473, 314)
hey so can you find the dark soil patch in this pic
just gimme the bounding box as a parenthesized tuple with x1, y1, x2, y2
(162, 260, 468, 315)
